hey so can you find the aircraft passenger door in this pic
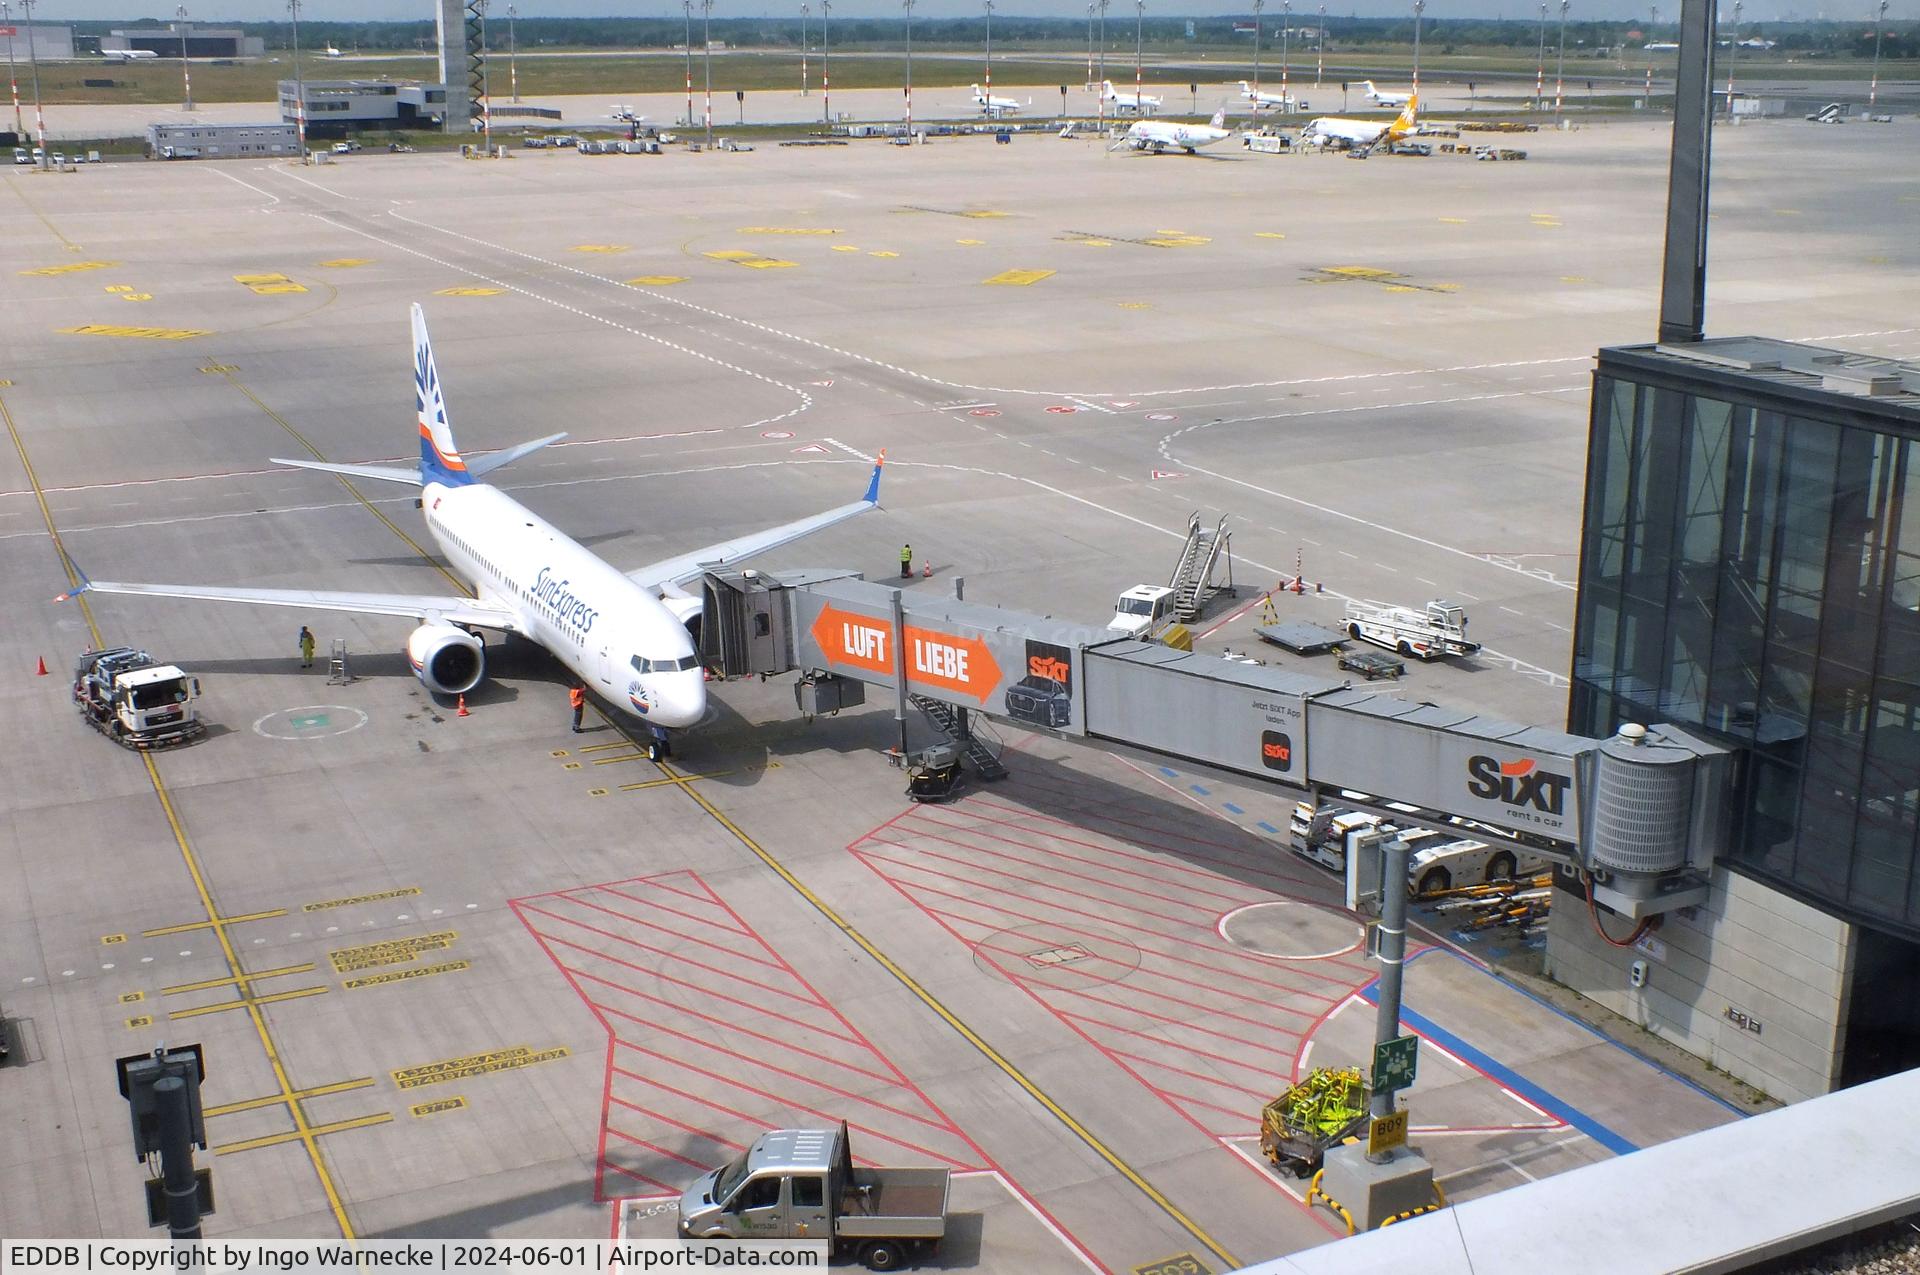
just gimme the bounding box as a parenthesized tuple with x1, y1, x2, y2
(596, 641, 614, 688)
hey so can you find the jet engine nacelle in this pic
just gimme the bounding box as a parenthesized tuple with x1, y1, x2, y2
(661, 592, 703, 647)
(406, 623, 485, 696)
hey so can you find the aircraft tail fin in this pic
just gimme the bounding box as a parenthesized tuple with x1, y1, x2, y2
(412, 302, 474, 487)
(1210, 108, 1227, 129)
(1393, 94, 1419, 133)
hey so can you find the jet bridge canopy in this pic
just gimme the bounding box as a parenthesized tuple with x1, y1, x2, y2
(703, 569, 1730, 917)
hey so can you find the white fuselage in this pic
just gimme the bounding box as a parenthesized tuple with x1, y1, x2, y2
(1362, 83, 1410, 106)
(975, 93, 1021, 115)
(421, 482, 706, 728)
(1122, 119, 1231, 152)
(1301, 116, 1391, 147)
(1241, 83, 1294, 109)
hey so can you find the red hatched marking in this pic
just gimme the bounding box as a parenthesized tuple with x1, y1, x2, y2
(512, 869, 990, 1201)
(852, 802, 1381, 1145)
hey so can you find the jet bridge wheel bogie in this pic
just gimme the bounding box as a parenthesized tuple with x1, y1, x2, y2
(1486, 851, 1518, 883)
(1417, 866, 1452, 896)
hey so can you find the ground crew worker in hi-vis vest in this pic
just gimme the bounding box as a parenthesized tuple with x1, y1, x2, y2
(901, 543, 913, 579)
(298, 626, 316, 669)
(569, 683, 587, 733)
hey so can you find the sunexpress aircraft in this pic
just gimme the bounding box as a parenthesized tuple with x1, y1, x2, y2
(66, 304, 885, 742)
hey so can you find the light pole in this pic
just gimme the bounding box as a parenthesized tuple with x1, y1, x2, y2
(800, 2, 808, 96)
(4, 1, 25, 137)
(984, 0, 992, 110)
(507, 2, 518, 103)
(1086, 1, 1094, 89)
(287, 0, 306, 159)
(177, 6, 194, 111)
(1281, 0, 1290, 106)
(1724, 0, 1740, 118)
(1410, 0, 1423, 94)
(1868, 0, 1888, 112)
(19, 0, 44, 167)
(1252, 0, 1262, 99)
(701, 0, 713, 147)
(1132, 0, 1142, 114)
(1554, 0, 1568, 122)
(1097, 0, 1108, 99)
(821, 0, 831, 122)
(1534, 1, 1546, 108)
(1316, 2, 1325, 86)
(682, 0, 693, 127)
(903, 0, 915, 134)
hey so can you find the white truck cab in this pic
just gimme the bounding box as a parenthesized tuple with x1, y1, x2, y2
(1108, 584, 1176, 639)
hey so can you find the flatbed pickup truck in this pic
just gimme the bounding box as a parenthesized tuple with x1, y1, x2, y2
(679, 1121, 949, 1270)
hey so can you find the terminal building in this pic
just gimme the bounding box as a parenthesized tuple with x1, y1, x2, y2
(278, 79, 452, 137)
(0, 23, 74, 61)
(1550, 337, 1920, 1102)
(104, 26, 265, 58)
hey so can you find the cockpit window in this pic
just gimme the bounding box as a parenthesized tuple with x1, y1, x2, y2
(631, 654, 701, 674)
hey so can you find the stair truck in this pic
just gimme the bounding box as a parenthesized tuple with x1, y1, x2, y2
(71, 647, 205, 749)
(679, 1122, 950, 1270)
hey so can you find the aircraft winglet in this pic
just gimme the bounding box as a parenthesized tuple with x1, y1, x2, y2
(863, 449, 887, 505)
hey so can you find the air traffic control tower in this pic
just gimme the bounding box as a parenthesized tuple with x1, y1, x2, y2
(1553, 343, 1920, 1099)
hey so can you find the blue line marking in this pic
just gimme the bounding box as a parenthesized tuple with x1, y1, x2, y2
(1256, 821, 1279, 834)
(1359, 978, 1639, 1156)
(1159, 766, 1179, 778)
(1190, 784, 1211, 796)
(1224, 802, 1245, 815)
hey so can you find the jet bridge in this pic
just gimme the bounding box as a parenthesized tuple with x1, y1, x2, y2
(702, 569, 1733, 919)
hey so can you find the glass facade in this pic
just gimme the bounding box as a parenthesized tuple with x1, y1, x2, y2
(1573, 357, 1920, 940)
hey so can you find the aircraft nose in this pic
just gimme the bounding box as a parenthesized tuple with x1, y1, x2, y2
(654, 671, 707, 729)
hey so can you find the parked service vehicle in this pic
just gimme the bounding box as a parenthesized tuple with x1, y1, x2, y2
(13, 146, 32, 165)
(1336, 649, 1404, 680)
(679, 1122, 949, 1270)
(522, 136, 548, 148)
(72, 647, 205, 749)
(1409, 837, 1549, 895)
(1342, 598, 1480, 661)
(1107, 584, 1176, 639)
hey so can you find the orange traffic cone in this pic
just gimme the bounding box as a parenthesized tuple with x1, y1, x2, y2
(36, 656, 48, 676)
(922, 560, 933, 578)
(456, 695, 470, 717)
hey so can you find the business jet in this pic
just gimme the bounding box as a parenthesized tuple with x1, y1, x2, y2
(1112, 108, 1232, 154)
(1101, 80, 1163, 116)
(1299, 94, 1418, 152)
(102, 49, 161, 62)
(1644, 41, 1680, 51)
(971, 84, 1027, 117)
(1239, 81, 1296, 111)
(62, 304, 887, 748)
(322, 44, 346, 58)
(1360, 80, 1411, 107)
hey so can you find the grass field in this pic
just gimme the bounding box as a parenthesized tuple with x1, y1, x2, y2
(25, 44, 1900, 105)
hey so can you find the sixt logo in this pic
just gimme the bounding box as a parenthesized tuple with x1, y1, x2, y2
(1029, 655, 1071, 683)
(1466, 755, 1570, 816)
(1260, 729, 1293, 772)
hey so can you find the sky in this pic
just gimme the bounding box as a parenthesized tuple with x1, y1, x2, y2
(43, 0, 1903, 28)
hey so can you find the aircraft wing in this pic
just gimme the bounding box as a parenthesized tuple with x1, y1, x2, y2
(625, 452, 885, 591)
(67, 580, 522, 632)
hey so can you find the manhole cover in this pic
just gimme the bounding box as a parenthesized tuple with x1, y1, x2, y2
(1218, 902, 1362, 962)
(974, 922, 1141, 989)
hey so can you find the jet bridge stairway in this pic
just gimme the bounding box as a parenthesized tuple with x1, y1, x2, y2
(1170, 512, 1235, 623)
(911, 694, 1009, 780)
